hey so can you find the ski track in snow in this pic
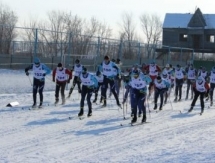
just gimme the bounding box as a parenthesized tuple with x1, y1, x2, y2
(0, 69, 215, 163)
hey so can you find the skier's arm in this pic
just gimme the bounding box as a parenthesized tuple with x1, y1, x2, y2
(25, 64, 33, 74)
(164, 80, 170, 88)
(97, 63, 103, 72)
(52, 68, 57, 82)
(205, 83, 210, 91)
(142, 74, 152, 85)
(42, 64, 51, 75)
(66, 69, 72, 80)
(91, 75, 98, 88)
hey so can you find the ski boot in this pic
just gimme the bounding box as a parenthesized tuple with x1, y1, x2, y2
(200, 109, 204, 115)
(188, 106, 193, 113)
(100, 97, 103, 103)
(55, 98, 59, 105)
(153, 104, 157, 110)
(210, 101, 213, 106)
(87, 109, 92, 117)
(92, 98, 97, 103)
(38, 102, 43, 108)
(131, 116, 137, 124)
(101, 100, 107, 108)
(142, 115, 147, 123)
(117, 101, 121, 108)
(159, 106, 163, 110)
(178, 96, 181, 101)
(32, 103, 37, 108)
(138, 112, 142, 117)
(78, 108, 84, 117)
(62, 97, 65, 105)
(174, 97, 177, 102)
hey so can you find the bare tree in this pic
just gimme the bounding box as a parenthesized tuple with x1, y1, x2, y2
(118, 12, 137, 59)
(38, 10, 68, 57)
(21, 19, 38, 55)
(139, 13, 162, 59)
(0, 3, 18, 54)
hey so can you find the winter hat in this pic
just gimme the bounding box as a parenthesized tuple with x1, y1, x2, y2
(75, 59, 80, 64)
(104, 55, 110, 60)
(157, 76, 162, 82)
(57, 63, 62, 67)
(132, 69, 139, 77)
(82, 67, 87, 74)
(34, 57, 40, 64)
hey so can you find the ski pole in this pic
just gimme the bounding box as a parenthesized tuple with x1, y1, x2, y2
(147, 94, 151, 118)
(169, 95, 173, 110)
(122, 85, 126, 119)
(28, 76, 33, 86)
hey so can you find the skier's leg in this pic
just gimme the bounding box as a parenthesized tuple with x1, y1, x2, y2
(55, 83, 60, 103)
(61, 82, 66, 104)
(109, 79, 120, 105)
(200, 92, 205, 112)
(38, 81, 45, 106)
(86, 88, 93, 116)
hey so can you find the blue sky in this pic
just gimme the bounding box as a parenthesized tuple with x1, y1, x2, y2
(2, 0, 214, 32)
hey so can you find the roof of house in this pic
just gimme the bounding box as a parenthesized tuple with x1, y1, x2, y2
(163, 13, 215, 29)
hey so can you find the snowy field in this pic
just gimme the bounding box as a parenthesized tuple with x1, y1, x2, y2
(1, 69, 215, 163)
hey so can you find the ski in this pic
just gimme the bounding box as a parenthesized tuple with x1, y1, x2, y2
(68, 115, 86, 120)
(120, 121, 151, 126)
(200, 112, 204, 116)
(131, 122, 151, 126)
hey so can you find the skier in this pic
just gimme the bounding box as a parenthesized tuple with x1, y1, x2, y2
(161, 71, 172, 104)
(143, 61, 161, 98)
(68, 59, 83, 98)
(198, 66, 210, 100)
(122, 74, 131, 105)
(78, 67, 98, 117)
(188, 76, 209, 114)
(25, 57, 51, 108)
(185, 64, 197, 100)
(129, 69, 151, 124)
(93, 70, 104, 103)
(115, 58, 122, 96)
(52, 63, 72, 105)
(153, 76, 170, 110)
(174, 64, 186, 102)
(209, 66, 215, 106)
(100, 55, 121, 107)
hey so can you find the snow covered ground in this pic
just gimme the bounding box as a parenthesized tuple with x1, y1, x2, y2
(1, 69, 215, 163)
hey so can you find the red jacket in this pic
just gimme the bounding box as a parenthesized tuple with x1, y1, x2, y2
(52, 68, 72, 83)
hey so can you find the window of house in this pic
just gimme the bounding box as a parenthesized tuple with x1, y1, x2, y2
(206, 35, 215, 43)
(179, 34, 188, 42)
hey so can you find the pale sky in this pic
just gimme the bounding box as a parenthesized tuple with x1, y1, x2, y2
(1, 0, 215, 34)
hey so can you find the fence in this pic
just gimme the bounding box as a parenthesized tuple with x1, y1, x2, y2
(0, 24, 200, 71)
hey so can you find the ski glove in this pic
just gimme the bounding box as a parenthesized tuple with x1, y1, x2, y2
(43, 73, 46, 77)
(26, 72, 29, 76)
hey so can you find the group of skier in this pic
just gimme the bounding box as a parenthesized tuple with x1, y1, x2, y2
(25, 56, 215, 124)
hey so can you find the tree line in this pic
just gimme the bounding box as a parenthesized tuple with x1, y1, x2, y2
(0, 2, 162, 59)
